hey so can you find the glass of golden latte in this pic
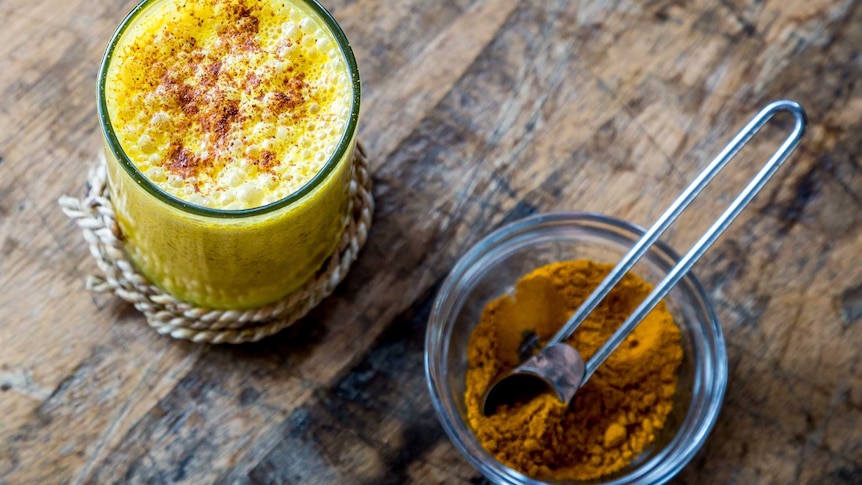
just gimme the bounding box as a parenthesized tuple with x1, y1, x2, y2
(98, 0, 360, 309)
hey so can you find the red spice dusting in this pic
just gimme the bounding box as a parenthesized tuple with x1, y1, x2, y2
(268, 90, 302, 112)
(128, 0, 321, 185)
(246, 72, 262, 92)
(254, 150, 277, 173)
(266, 73, 307, 114)
(219, 1, 261, 53)
(166, 141, 206, 179)
(177, 84, 198, 115)
(208, 60, 222, 77)
(201, 99, 241, 143)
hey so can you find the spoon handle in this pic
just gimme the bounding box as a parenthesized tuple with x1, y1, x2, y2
(577, 100, 806, 380)
(549, 100, 807, 347)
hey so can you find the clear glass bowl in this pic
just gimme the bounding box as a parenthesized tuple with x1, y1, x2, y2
(425, 212, 727, 485)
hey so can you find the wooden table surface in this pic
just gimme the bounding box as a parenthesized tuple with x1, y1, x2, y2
(2, 0, 862, 483)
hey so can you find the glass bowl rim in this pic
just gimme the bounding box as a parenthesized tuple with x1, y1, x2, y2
(424, 211, 728, 485)
(96, 0, 361, 219)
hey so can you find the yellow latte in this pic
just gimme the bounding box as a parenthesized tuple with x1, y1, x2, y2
(106, 0, 352, 209)
(99, 0, 359, 309)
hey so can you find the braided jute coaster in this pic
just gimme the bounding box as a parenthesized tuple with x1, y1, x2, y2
(59, 143, 374, 344)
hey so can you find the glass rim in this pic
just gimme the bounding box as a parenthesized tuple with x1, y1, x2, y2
(425, 211, 728, 485)
(97, 0, 361, 219)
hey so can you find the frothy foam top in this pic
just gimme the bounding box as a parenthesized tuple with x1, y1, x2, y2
(105, 0, 353, 210)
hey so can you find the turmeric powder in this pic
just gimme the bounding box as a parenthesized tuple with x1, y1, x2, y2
(465, 260, 683, 481)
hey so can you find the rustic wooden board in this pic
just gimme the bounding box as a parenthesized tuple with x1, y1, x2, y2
(1, 0, 861, 483)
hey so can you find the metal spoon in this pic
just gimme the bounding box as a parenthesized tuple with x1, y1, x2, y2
(482, 100, 807, 416)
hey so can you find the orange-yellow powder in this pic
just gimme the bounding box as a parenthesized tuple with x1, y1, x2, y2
(465, 260, 683, 481)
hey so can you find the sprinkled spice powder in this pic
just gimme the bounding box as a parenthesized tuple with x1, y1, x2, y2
(105, 0, 353, 209)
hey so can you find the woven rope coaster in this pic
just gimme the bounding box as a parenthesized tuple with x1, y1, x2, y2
(59, 143, 373, 344)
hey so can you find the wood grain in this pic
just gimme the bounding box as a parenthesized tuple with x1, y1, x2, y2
(1, 0, 861, 483)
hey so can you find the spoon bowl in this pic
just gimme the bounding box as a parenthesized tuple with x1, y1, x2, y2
(482, 343, 585, 415)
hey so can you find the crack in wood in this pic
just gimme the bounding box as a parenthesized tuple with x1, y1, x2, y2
(840, 283, 862, 325)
